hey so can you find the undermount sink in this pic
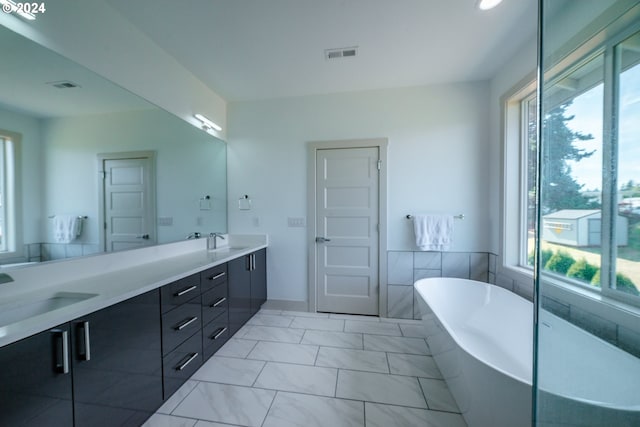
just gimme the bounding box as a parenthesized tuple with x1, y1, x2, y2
(212, 246, 248, 254)
(0, 292, 98, 327)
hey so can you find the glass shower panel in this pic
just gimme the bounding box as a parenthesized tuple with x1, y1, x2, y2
(615, 31, 640, 296)
(536, 1, 640, 426)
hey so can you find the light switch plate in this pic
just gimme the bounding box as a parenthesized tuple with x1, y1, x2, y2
(288, 217, 306, 227)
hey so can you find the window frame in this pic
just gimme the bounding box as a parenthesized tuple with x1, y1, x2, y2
(0, 130, 22, 260)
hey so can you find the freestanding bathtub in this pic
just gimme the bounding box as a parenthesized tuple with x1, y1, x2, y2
(414, 277, 532, 427)
(414, 277, 640, 427)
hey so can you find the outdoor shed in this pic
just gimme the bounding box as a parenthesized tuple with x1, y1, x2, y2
(542, 209, 628, 247)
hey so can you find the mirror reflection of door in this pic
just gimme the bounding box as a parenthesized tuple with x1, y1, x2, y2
(99, 152, 156, 252)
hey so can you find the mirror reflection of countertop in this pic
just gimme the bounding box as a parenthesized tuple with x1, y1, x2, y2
(0, 234, 267, 348)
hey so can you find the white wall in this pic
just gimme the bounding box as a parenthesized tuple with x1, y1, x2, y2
(228, 82, 492, 302)
(0, 0, 227, 140)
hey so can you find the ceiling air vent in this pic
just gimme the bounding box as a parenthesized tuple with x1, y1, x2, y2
(324, 46, 358, 60)
(47, 80, 81, 89)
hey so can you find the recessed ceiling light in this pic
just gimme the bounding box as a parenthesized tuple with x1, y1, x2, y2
(477, 0, 503, 10)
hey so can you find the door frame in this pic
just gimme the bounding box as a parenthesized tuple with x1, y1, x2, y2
(307, 138, 388, 316)
(97, 151, 157, 252)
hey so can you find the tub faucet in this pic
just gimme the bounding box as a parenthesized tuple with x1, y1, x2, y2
(186, 232, 202, 239)
(208, 232, 226, 249)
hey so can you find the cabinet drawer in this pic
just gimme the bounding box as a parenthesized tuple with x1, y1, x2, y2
(200, 264, 228, 292)
(161, 273, 201, 313)
(203, 315, 230, 360)
(163, 331, 203, 399)
(162, 300, 201, 355)
(201, 285, 228, 326)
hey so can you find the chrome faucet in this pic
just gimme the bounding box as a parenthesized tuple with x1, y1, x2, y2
(186, 232, 202, 239)
(208, 232, 226, 249)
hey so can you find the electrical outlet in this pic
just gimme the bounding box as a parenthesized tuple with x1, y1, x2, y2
(288, 217, 306, 227)
(158, 217, 173, 226)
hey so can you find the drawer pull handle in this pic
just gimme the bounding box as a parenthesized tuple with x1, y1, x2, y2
(211, 327, 228, 340)
(208, 272, 226, 281)
(211, 297, 227, 308)
(175, 352, 199, 371)
(175, 285, 198, 297)
(53, 329, 70, 374)
(175, 316, 198, 331)
(77, 321, 91, 361)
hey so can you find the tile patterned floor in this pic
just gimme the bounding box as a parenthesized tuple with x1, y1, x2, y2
(144, 310, 467, 427)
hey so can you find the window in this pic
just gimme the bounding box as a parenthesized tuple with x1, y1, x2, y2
(502, 15, 640, 304)
(531, 28, 640, 303)
(0, 134, 17, 254)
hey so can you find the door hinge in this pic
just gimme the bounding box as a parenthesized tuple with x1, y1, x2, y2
(377, 160, 382, 171)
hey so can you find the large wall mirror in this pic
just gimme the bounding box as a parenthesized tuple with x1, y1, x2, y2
(0, 25, 227, 267)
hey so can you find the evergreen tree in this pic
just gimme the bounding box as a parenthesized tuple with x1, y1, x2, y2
(540, 101, 598, 212)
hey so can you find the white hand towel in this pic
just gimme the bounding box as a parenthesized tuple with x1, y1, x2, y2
(413, 214, 454, 251)
(53, 215, 81, 244)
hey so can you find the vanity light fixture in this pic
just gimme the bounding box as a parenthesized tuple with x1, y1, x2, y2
(477, 0, 503, 10)
(0, 0, 37, 20)
(194, 113, 222, 132)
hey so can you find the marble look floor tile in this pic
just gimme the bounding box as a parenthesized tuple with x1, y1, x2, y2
(315, 347, 389, 373)
(254, 362, 338, 396)
(387, 353, 442, 379)
(419, 378, 460, 412)
(364, 402, 467, 427)
(172, 382, 275, 427)
(281, 310, 329, 318)
(344, 320, 402, 336)
(262, 392, 364, 427)
(191, 356, 265, 386)
(239, 325, 305, 343)
(194, 421, 240, 427)
(257, 309, 283, 316)
(247, 341, 319, 365)
(142, 414, 197, 427)
(247, 314, 294, 327)
(155, 380, 199, 414)
(329, 313, 380, 322)
(380, 317, 422, 325)
(215, 338, 258, 358)
(400, 323, 430, 338)
(363, 334, 430, 355)
(336, 370, 427, 408)
(301, 330, 363, 349)
(289, 316, 345, 331)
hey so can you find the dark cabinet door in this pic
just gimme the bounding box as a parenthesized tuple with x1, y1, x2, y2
(71, 290, 163, 427)
(250, 249, 267, 315)
(228, 254, 252, 335)
(0, 324, 74, 427)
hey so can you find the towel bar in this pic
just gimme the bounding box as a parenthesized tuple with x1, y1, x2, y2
(406, 214, 464, 220)
(48, 215, 88, 219)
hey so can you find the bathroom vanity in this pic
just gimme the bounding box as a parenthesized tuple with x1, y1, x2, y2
(0, 236, 267, 427)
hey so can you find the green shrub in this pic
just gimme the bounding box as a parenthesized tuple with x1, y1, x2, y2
(566, 258, 598, 283)
(528, 248, 554, 267)
(544, 251, 576, 275)
(591, 270, 639, 296)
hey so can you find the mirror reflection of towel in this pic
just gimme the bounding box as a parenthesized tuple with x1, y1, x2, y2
(413, 214, 453, 251)
(53, 215, 81, 243)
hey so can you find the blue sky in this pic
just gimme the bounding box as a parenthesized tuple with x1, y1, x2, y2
(564, 63, 640, 192)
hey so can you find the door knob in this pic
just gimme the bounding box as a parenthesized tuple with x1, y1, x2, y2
(315, 237, 331, 243)
(136, 234, 150, 239)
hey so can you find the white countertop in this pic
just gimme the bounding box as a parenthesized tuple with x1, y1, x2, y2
(0, 234, 267, 348)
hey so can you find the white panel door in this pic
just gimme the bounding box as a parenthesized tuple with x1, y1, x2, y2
(103, 157, 155, 252)
(316, 147, 379, 315)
